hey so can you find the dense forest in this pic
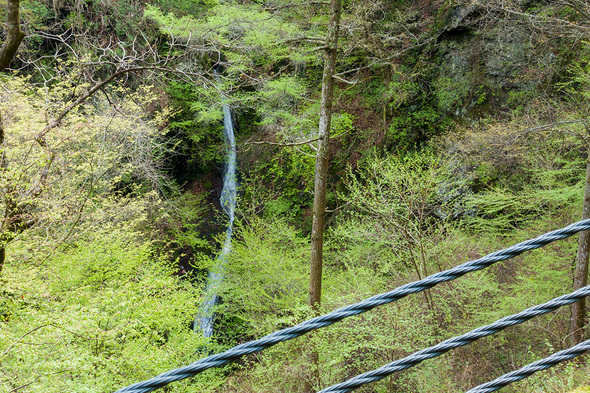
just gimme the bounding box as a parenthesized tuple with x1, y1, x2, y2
(3, 0, 590, 392)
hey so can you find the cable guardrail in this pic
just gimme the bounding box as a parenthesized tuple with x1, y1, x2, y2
(466, 339, 590, 393)
(318, 286, 590, 392)
(114, 218, 590, 393)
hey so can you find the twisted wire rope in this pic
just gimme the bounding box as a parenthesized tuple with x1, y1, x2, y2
(318, 286, 590, 393)
(466, 339, 590, 393)
(115, 219, 590, 393)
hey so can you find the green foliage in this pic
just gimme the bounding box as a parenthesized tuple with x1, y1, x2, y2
(166, 192, 211, 250)
(6, 1, 590, 391)
(151, 0, 217, 17)
(338, 151, 453, 286)
(515, 353, 589, 393)
(264, 196, 301, 221)
(240, 145, 315, 226)
(220, 217, 309, 335)
(386, 70, 419, 110)
(506, 89, 537, 113)
(0, 227, 208, 392)
(164, 81, 225, 181)
(261, 77, 307, 108)
(143, 0, 327, 148)
(21, 0, 153, 41)
(345, 150, 451, 223)
(331, 111, 355, 138)
(144, 3, 318, 74)
(464, 184, 582, 232)
(384, 61, 457, 148)
(64, 9, 87, 31)
(556, 41, 590, 117)
(434, 76, 471, 113)
(451, 125, 586, 232)
(0, 75, 177, 255)
(389, 105, 450, 147)
(259, 76, 309, 128)
(20, 0, 54, 30)
(386, 64, 453, 147)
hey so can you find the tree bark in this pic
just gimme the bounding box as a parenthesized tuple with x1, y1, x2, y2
(305, 3, 341, 390)
(572, 148, 590, 345)
(0, 0, 24, 274)
(0, 113, 5, 274)
(0, 0, 24, 72)
(308, 0, 341, 310)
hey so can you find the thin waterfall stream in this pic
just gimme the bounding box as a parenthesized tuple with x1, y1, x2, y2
(194, 101, 237, 337)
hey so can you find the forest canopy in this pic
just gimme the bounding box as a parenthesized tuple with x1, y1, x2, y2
(2, 0, 590, 392)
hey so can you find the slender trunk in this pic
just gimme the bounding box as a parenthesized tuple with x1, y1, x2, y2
(407, 248, 431, 313)
(308, 0, 342, 311)
(0, 0, 24, 273)
(417, 224, 436, 318)
(0, 113, 5, 274)
(572, 150, 590, 345)
(0, 0, 25, 72)
(305, 2, 341, 391)
(0, 246, 5, 275)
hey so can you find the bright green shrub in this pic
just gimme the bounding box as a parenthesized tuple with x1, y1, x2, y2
(220, 217, 310, 336)
(0, 227, 209, 392)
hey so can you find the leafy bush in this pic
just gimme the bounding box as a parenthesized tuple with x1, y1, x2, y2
(220, 217, 310, 336)
(0, 227, 208, 392)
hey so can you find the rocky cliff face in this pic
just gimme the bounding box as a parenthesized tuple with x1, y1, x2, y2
(385, 1, 572, 146)
(439, 4, 559, 109)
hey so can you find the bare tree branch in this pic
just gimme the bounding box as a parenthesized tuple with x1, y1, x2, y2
(245, 136, 322, 147)
(1, 324, 55, 358)
(333, 74, 358, 85)
(265, 1, 329, 12)
(282, 37, 327, 45)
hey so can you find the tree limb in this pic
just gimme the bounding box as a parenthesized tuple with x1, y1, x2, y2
(1, 324, 54, 358)
(35, 65, 165, 143)
(333, 74, 358, 85)
(265, 1, 329, 12)
(245, 136, 322, 147)
(282, 37, 327, 45)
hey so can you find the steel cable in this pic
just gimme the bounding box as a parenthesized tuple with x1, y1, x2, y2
(114, 219, 590, 393)
(466, 339, 590, 392)
(318, 286, 590, 392)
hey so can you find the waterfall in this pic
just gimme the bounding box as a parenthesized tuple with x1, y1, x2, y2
(195, 102, 237, 338)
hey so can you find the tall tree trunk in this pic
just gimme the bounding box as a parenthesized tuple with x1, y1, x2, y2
(0, 0, 24, 274)
(572, 146, 590, 345)
(0, 0, 24, 72)
(0, 113, 5, 274)
(305, 2, 342, 391)
(308, 0, 342, 311)
(0, 246, 5, 274)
